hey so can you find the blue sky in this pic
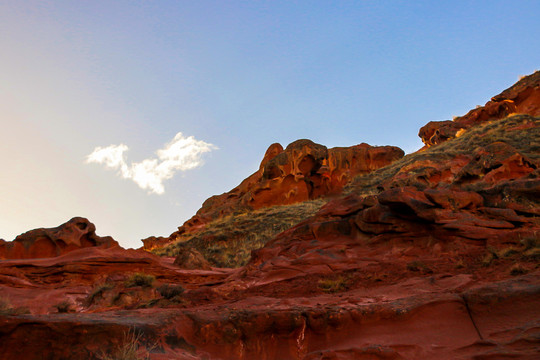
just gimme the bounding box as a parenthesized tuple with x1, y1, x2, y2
(1, 1, 538, 248)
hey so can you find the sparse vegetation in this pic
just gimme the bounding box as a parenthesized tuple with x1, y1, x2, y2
(0, 297, 30, 316)
(125, 273, 155, 288)
(87, 282, 115, 305)
(153, 200, 324, 268)
(54, 300, 73, 313)
(345, 115, 540, 195)
(497, 247, 520, 258)
(509, 263, 528, 276)
(0, 297, 13, 315)
(406, 260, 432, 273)
(318, 276, 349, 293)
(156, 284, 185, 300)
(99, 329, 150, 360)
(521, 235, 540, 250)
(455, 258, 466, 269)
(481, 249, 498, 267)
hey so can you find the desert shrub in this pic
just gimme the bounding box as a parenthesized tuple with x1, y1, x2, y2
(455, 259, 465, 269)
(509, 263, 528, 276)
(523, 247, 540, 261)
(125, 273, 155, 288)
(481, 247, 499, 267)
(87, 282, 115, 304)
(497, 247, 520, 258)
(318, 276, 349, 293)
(99, 329, 150, 360)
(54, 300, 73, 313)
(0, 297, 14, 316)
(406, 260, 432, 273)
(0, 297, 30, 316)
(156, 284, 184, 300)
(521, 236, 540, 251)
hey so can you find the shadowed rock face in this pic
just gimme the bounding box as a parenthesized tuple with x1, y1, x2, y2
(154, 140, 403, 246)
(0, 217, 118, 259)
(419, 71, 540, 147)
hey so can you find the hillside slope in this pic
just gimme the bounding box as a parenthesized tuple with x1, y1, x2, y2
(0, 72, 539, 360)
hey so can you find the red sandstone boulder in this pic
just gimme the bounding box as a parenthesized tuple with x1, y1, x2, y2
(0, 217, 118, 259)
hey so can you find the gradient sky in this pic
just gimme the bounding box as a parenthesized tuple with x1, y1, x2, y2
(1, 1, 539, 249)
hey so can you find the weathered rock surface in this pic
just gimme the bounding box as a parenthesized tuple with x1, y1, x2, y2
(419, 71, 540, 147)
(0, 217, 118, 259)
(1, 73, 540, 360)
(153, 140, 403, 247)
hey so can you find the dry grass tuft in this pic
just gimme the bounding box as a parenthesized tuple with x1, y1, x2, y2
(0, 297, 13, 315)
(156, 284, 184, 300)
(99, 329, 151, 360)
(125, 273, 155, 288)
(154, 200, 325, 268)
(406, 260, 433, 273)
(54, 300, 73, 313)
(87, 282, 115, 305)
(345, 115, 540, 195)
(318, 276, 350, 293)
(0, 297, 30, 316)
(509, 263, 528, 276)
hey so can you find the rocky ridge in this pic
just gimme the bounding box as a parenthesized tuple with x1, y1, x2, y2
(0, 72, 539, 360)
(144, 140, 404, 251)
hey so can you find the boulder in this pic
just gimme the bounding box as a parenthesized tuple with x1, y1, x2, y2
(0, 217, 118, 259)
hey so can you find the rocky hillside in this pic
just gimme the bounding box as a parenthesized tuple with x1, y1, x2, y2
(145, 140, 404, 267)
(0, 72, 538, 360)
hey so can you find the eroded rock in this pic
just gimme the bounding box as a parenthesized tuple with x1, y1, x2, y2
(0, 217, 118, 259)
(419, 71, 540, 146)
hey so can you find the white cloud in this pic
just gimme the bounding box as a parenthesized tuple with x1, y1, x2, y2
(86, 133, 216, 194)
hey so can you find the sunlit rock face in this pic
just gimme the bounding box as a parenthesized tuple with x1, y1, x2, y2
(0, 217, 118, 259)
(419, 71, 540, 147)
(161, 139, 404, 243)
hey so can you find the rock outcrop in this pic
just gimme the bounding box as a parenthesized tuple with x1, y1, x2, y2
(419, 71, 540, 147)
(150, 140, 403, 248)
(1, 73, 540, 360)
(0, 217, 118, 259)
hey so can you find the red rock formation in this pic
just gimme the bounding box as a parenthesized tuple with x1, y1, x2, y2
(154, 140, 404, 247)
(419, 71, 540, 146)
(0, 217, 118, 259)
(1, 74, 540, 360)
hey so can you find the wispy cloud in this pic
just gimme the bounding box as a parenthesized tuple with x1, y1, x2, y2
(86, 133, 216, 194)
